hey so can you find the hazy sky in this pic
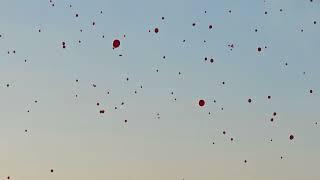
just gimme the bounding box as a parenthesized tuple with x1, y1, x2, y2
(0, 0, 319, 179)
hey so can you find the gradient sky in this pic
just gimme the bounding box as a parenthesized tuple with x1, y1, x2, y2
(0, 0, 319, 179)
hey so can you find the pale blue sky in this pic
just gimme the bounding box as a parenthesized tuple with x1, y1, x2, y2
(0, 0, 319, 179)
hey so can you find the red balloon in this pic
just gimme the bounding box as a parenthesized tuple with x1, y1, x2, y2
(289, 134, 294, 140)
(198, 99, 205, 107)
(113, 39, 120, 48)
(257, 47, 262, 52)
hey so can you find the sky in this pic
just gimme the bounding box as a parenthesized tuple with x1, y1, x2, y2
(0, 0, 319, 179)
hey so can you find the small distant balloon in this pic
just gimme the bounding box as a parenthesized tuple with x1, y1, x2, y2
(154, 28, 159, 33)
(198, 99, 205, 107)
(113, 39, 120, 48)
(289, 134, 294, 140)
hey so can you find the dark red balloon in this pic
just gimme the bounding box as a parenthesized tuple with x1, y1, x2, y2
(289, 134, 294, 140)
(113, 39, 120, 48)
(257, 47, 262, 52)
(199, 99, 205, 107)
